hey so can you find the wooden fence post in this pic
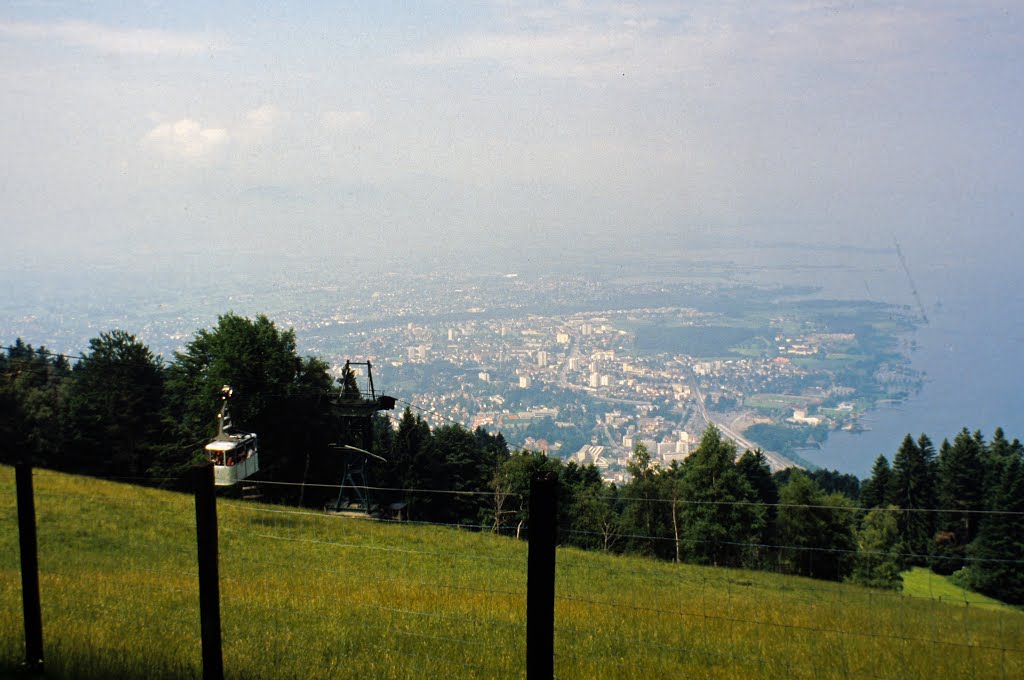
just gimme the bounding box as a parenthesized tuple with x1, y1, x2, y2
(526, 470, 558, 680)
(194, 462, 224, 680)
(15, 463, 44, 673)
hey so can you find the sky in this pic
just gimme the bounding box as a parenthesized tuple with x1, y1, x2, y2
(1, 1, 1022, 276)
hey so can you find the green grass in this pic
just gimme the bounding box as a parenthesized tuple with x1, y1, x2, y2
(3, 466, 1024, 679)
(901, 567, 1018, 612)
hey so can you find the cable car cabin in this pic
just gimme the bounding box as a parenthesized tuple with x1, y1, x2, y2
(206, 432, 259, 486)
(206, 385, 259, 486)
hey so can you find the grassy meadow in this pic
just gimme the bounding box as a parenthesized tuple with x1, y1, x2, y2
(2, 465, 1023, 679)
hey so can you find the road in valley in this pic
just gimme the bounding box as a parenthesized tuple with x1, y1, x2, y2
(677, 358, 799, 472)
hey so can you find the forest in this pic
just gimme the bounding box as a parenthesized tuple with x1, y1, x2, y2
(2, 313, 1022, 604)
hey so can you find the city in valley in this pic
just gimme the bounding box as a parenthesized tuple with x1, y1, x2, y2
(3, 266, 921, 481)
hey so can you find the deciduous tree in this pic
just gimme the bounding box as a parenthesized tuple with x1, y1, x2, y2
(64, 330, 165, 478)
(850, 505, 903, 590)
(777, 470, 856, 581)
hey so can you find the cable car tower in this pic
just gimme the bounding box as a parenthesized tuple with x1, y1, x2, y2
(205, 385, 260, 486)
(327, 360, 395, 514)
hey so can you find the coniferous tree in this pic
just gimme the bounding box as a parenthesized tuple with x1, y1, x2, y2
(859, 454, 893, 509)
(736, 449, 779, 565)
(432, 423, 492, 524)
(389, 407, 436, 519)
(933, 429, 985, 574)
(982, 427, 1016, 509)
(890, 434, 937, 565)
(559, 459, 604, 547)
(963, 455, 1024, 603)
(678, 427, 764, 567)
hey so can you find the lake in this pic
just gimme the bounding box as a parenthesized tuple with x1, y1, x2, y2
(704, 246, 1024, 478)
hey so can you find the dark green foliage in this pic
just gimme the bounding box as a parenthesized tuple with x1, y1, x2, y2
(777, 471, 857, 581)
(167, 313, 302, 435)
(64, 330, 166, 478)
(7, 320, 1024, 601)
(773, 467, 860, 500)
(431, 423, 501, 524)
(809, 468, 861, 499)
(981, 427, 1022, 505)
(165, 313, 338, 486)
(0, 339, 70, 465)
(676, 427, 765, 567)
(340, 363, 361, 399)
(557, 460, 607, 546)
(489, 449, 559, 537)
(570, 480, 623, 552)
(737, 449, 779, 508)
(737, 449, 779, 565)
(860, 454, 893, 509)
(621, 442, 670, 557)
(850, 506, 903, 590)
(962, 456, 1024, 603)
(890, 434, 937, 565)
(933, 429, 985, 574)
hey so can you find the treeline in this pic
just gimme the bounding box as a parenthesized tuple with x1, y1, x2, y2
(3, 314, 1023, 603)
(2, 317, 337, 483)
(858, 431, 1024, 601)
(364, 417, 1023, 604)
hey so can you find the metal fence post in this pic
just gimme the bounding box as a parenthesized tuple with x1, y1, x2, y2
(194, 462, 224, 680)
(527, 470, 558, 680)
(15, 463, 44, 673)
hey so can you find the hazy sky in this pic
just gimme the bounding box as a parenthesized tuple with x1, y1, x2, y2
(2, 1, 1022, 273)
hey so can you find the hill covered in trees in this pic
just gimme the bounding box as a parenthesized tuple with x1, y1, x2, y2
(3, 313, 1023, 604)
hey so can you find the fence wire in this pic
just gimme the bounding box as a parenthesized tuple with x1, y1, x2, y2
(3, 465, 1024, 680)
(216, 484, 527, 679)
(3, 466, 202, 678)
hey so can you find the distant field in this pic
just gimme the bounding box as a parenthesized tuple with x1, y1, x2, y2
(633, 324, 770, 358)
(901, 567, 1017, 612)
(746, 394, 814, 410)
(3, 466, 1023, 679)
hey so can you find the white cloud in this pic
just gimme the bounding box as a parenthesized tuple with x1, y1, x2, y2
(0, 19, 224, 56)
(143, 119, 228, 160)
(237, 105, 279, 145)
(246, 105, 278, 131)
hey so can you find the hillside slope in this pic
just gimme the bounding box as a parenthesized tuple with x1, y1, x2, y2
(2, 466, 1022, 679)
